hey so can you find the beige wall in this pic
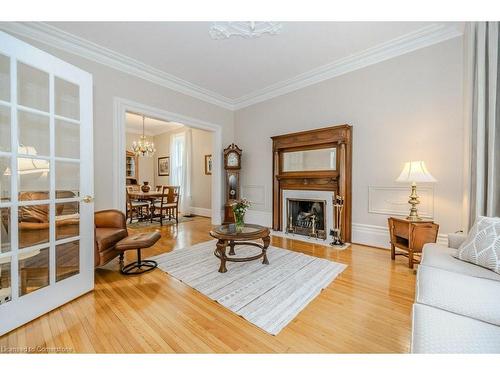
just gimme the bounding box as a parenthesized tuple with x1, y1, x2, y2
(151, 127, 213, 211)
(153, 132, 171, 186)
(10, 33, 234, 211)
(10, 30, 466, 239)
(234, 37, 465, 236)
(125, 132, 155, 185)
(191, 128, 213, 210)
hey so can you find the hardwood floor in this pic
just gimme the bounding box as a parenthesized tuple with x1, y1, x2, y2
(0, 216, 416, 353)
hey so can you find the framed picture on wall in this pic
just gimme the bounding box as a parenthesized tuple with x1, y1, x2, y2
(205, 154, 212, 175)
(158, 156, 170, 176)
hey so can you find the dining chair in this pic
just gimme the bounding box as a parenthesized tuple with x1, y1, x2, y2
(151, 186, 180, 225)
(125, 186, 149, 223)
(165, 186, 180, 224)
(153, 185, 163, 205)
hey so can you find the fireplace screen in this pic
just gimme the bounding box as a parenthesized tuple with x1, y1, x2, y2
(286, 198, 327, 240)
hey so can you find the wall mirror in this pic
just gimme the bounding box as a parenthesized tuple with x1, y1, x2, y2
(282, 147, 337, 172)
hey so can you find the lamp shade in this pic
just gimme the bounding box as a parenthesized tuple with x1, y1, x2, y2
(396, 161, 436, 183)
(3, 146, 50, 176)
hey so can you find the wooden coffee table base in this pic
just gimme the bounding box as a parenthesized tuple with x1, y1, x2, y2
(214, 238, 270, 273)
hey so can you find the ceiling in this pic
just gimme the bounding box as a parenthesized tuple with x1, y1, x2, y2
(46, 22, 462, 101)
(125, 112, 183, 136)
(1, 21, 463, 109)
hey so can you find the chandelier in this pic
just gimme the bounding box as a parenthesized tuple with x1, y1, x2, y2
(209, 22, 283, 40)
(132, 115, 156, 157)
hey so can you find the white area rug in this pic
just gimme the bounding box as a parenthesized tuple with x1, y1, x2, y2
(152, 240, 346, 335)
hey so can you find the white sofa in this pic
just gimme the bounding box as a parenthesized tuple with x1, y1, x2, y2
(411, 233, 500, 353)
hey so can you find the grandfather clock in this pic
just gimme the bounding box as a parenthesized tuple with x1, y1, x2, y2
(223, 143, 242, 224)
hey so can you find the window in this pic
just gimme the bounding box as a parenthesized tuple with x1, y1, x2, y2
(171, 132, 185, 186)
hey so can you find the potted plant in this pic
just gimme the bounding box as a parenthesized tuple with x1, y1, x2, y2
(232, 198, 251, 232)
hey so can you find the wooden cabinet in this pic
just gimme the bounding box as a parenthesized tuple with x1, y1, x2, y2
(126, 151, 139, 185)
(388, 217, 439, 269)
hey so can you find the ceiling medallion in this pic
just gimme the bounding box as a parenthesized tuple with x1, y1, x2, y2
(209, 22, 283, 40)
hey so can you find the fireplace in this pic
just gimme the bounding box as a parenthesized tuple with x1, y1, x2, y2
(271, 125, 352, 242)
(286, 198, 327, 239)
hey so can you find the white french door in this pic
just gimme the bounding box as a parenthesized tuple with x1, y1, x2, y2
(0, 31, 94, 336)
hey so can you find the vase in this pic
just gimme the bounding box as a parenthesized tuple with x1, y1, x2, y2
(234, 211, 245, 232)
(141, 181, 150, 193)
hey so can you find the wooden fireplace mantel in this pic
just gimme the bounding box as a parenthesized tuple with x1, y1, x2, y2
(271, 124, 352, 242)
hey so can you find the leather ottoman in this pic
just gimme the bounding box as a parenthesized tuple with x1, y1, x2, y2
(115, 231, 161, 275)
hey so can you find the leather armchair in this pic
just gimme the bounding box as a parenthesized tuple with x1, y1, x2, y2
(94, 209, 128, 267)
(18, 191, 79, 249)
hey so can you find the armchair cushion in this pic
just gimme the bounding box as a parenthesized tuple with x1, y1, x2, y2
(422, 243, 500, 281)
(94, 209, 128, 267)
(448, 232, 467, 249)
(95, 209, 127, 230)
(416, 265, 500, 326)
(412, 304, 500, 353)
(95, 228, 128, 252)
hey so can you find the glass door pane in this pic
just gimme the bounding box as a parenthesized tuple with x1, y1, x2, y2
(19, 247, 49, 296)
(55, 119, 79, 159)
(17, 62, 49, 112)
(55, 77, 79, 120)
(0, 105, 10, 152)
(0, 255, 11, 305)
(0, 156, 10, 202)
(18, 110, 50, 156)
(0, 207, 10, 253)
(0, 54, 10, 102)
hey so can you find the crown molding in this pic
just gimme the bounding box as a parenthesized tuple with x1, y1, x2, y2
(232, 23, 463, 110)
(0, 22, 463, 112)
(0, 22, 235, 110)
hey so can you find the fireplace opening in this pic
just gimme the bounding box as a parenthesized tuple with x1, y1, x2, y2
(286, 198, 327, 240)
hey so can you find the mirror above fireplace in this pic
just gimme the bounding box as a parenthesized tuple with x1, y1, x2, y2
(282, 147, 337, 172)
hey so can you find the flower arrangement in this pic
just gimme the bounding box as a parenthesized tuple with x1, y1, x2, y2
(232, 198, 251, 231)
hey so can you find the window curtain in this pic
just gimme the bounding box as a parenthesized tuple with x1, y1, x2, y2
(170, 129, 193, 215)
(466, 22, 500, 228)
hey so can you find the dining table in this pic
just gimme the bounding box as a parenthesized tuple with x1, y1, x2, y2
(128, 190, 165, 221)
(128, 191, 164, 200)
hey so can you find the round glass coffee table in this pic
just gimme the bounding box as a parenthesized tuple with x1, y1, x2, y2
(209, 224, 271, 273)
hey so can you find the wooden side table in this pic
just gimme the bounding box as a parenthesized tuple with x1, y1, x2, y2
(388, 217, 439, 269)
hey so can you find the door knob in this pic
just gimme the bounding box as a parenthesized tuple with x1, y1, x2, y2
(82, 195, 94, 203)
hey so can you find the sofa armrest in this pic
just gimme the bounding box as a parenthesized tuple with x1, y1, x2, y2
(448, 233, 467, 249)
(94, 209, 127, 230)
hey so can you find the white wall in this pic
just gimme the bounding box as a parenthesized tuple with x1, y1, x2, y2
(9, 33, 235, 211)
(234, 37, 465, 246)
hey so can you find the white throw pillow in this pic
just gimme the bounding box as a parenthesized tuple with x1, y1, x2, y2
(455, 216, 500, 274)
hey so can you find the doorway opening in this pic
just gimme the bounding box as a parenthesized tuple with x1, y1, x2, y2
(113, 98, 222, 226)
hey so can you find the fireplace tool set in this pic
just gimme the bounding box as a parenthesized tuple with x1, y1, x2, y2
(330, 195, 347, 248)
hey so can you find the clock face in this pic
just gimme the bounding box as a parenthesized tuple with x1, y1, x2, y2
(227, 152, 239, 167)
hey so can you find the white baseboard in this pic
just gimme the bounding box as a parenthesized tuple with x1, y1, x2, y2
(190, 207, 212, 217)
(244, 209, 273, 227)
(352, 223, 391, 249)
(352, 222, 448, 249)
(243, 211, 448, 249)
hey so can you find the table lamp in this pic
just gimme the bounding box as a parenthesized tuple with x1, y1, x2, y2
(395, 161, 436, 221)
